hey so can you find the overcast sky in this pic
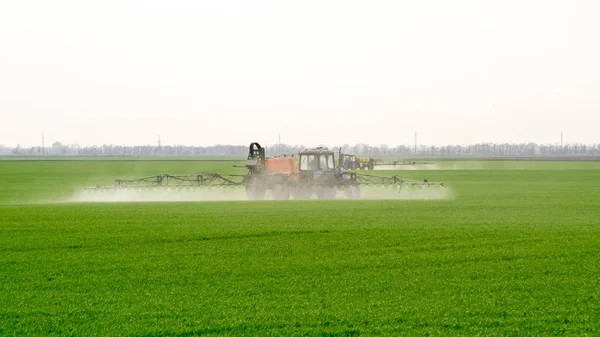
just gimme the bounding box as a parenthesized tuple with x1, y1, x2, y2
(1, 0, 598, 147)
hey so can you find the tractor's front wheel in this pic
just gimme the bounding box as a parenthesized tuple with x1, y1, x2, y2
(272, 183, 290, 200)
(344, 185, 361, 199)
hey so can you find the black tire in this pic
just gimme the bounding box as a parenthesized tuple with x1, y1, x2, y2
(292, 187, 312, 200)
(245, 177, 266, 200)
(254, 187, 266, 200)
(245, 185, 254, 200)
(246, 185, 266, 200)
(272, 183, 290, 200)
(345, 185, 360, 199)
(344, 187, 354, 199)
(317, 187, 336, 200)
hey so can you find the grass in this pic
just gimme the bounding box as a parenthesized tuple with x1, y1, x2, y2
(0, 161, 246, 204)
(0, 160, 599, 335)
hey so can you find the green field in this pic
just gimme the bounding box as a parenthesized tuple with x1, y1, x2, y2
(1, 160, 599, 335)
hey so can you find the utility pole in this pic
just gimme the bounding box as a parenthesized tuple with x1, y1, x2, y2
(560, 131, 563, 155)
(41, 134, 44, 155)
(278, 133, 281, 146)
(414, 132, 417, 154)
(157, 135, 161, 148)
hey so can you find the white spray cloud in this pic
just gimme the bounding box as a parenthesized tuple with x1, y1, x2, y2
(66, 185, 452, 203)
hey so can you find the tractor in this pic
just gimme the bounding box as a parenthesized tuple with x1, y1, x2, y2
(85, 141, 442, 200)
(357, 156, 375, 170)
(244, 143, 359, 200)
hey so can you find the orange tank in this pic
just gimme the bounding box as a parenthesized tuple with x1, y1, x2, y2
(265, 157, 299, 175)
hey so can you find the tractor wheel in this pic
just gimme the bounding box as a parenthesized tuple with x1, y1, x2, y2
(292, 187, 312, 200)
(272, 183, 290, 200)
(254, 187, 266, 200)
(245, 185, 254, 200)
(245, 179, 266, 200)
(345, 185, 361, 199)
(353, 185, 361, 199)
(317, 187, 336, 200)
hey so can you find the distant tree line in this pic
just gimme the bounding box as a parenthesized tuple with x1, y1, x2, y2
(2, 141, 600, 157)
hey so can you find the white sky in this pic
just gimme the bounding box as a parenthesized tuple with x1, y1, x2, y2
(1, 0, 599, 147)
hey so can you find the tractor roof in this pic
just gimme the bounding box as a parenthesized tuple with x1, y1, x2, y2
(300, 147, 334, 155)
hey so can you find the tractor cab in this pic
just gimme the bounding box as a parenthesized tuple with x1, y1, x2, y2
(295, 147, 358, 199)
(295, 147, 338, 199)
(340, 154, 360, 170)
(299, 147, 336, 172)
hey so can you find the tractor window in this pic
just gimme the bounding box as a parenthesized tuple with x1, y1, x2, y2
(319, 155, 328, 169)
(301, 154, 334, 170)
(318, 154, 335, 170)
(300, 155, 318, 170)
(327, 154, 334, 169)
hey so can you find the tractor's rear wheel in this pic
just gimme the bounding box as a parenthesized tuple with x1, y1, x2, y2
(254, 187, 266, 200)
(292, 187, 312, 200)
(316, 187, 336, 200)
(245, 178, 266, 200)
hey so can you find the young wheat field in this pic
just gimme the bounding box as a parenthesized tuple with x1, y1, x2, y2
(0, 160, 599, 336)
